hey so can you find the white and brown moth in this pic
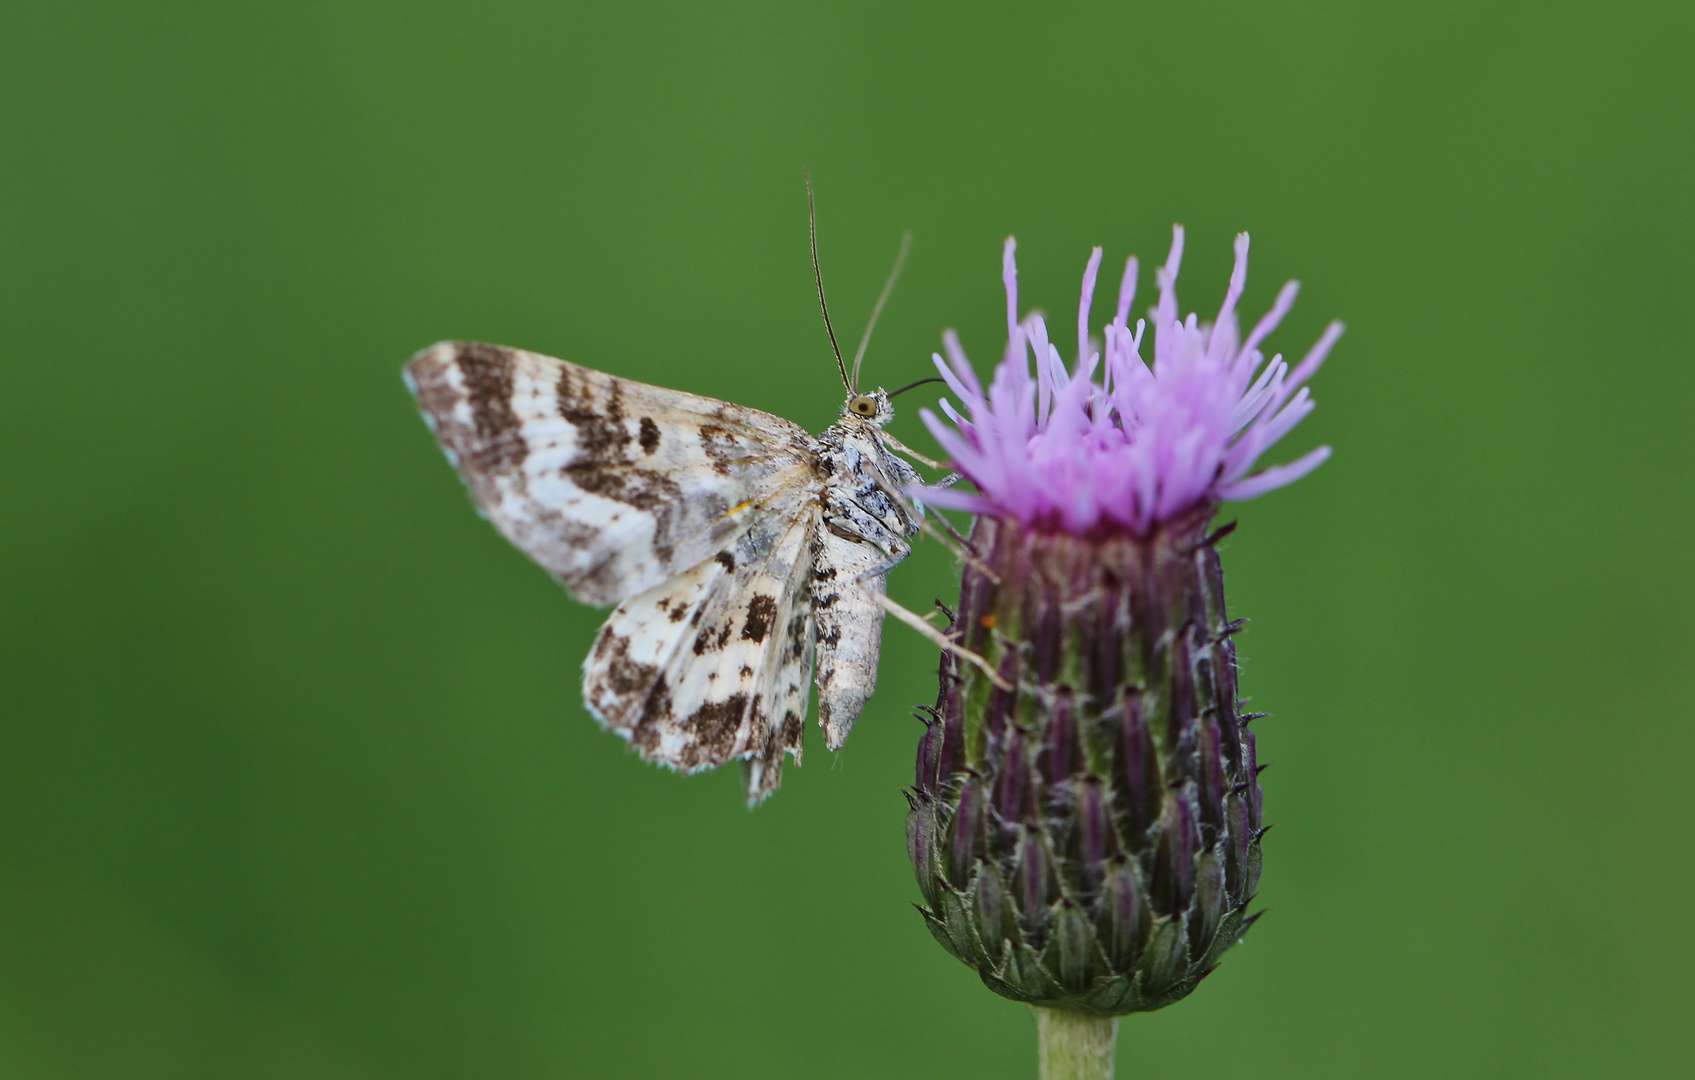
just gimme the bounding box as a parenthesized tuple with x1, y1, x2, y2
(404, 220, 946, 803)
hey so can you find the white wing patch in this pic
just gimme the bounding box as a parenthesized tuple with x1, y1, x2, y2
(405, 342, 818, 605)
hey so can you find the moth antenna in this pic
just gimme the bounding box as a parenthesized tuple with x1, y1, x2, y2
(804, 169, 852, 394)
(850, 230, 913, 393)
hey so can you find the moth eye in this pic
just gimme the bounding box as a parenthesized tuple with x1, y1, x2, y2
(850, 396, 877, 415)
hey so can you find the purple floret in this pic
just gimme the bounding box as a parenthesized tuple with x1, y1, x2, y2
(918, 227, 1342, 535)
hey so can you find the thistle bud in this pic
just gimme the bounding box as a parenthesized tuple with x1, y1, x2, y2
(909, 512, 1262, 1013)
(908, 228, 1340, 1020)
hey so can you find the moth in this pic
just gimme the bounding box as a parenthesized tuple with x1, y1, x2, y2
(405, 212, 948, 803)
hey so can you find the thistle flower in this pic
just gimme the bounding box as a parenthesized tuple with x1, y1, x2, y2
(905, 229, 1339, 1071)
(916, 227, 1340, 532)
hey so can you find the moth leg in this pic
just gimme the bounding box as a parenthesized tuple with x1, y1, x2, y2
(877, 430, 949, 472)
(914, 516, 1001, 583)
(873, 593, 1012, 691)
(929, 504, 971, 546)
(844, 462, 925, 536)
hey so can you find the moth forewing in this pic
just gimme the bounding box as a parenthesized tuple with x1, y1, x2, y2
(405, 341, 817, 606)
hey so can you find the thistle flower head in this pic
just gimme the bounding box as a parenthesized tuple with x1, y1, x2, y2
(919, 228, 1342, 535)
(906, 228, 1342, 1017)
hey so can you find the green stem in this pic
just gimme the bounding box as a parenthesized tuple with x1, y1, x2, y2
(1032, 1007, 1119, 1080)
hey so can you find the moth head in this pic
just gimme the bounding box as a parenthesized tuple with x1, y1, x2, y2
(844, 389, 894, 425)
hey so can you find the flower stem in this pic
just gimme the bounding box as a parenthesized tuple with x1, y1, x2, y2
(1033, 1007, 1119, 1080)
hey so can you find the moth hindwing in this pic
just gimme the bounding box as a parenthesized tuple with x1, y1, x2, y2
(405, 341, 923, 803)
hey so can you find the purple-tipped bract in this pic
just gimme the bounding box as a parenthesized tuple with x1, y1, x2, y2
(918, 227, 1342, 535)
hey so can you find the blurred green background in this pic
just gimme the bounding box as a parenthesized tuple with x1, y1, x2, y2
(2, 1, 1690, 1077)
